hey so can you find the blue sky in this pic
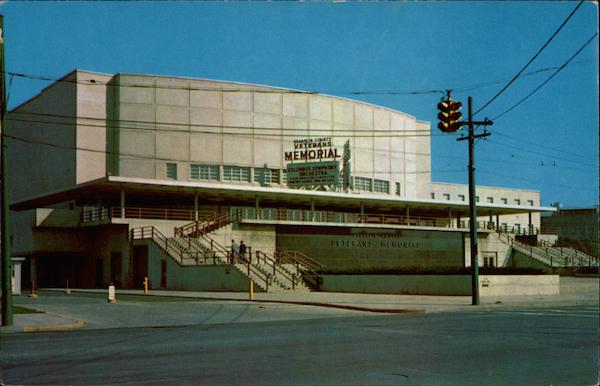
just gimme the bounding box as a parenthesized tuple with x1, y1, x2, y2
(1, 1, 598, 207)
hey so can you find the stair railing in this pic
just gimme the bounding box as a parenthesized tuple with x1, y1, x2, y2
(174, 211, 233, 237)
(130, 226, 186, 264)
(255, 251, 302, 290)
(196, 233, 271, 291)
(275, 250, 325, 289)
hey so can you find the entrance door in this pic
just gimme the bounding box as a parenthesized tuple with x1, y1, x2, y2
(160, 260, 167, 289)
(132, 246, 148, 289)
(95, 258, 103, 288)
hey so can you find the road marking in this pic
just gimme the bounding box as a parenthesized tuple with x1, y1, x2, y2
(491, 310, 598, 318)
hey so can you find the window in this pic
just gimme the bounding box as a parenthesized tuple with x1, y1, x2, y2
(483, 256, 495, 268)
(190, 164, 219, 181)
(443, 193, 450, 200)
(514, 199, 521, 205)
(166, 163, 177, 180)
(395, 182, 401, 196)
(430, 193, 435, 199)
(254, 168, 280, 184)
(223, 165, 251, 182)
(514, 224, 521, 234)
(487, 197, 494, 203)
(373, 179, 389, 193)
(458, 194, 465, 202)
(355, 177, 372, 192)
(476, 196, 479, 203)
(501, 198, 507, 204)
(527, 200, 534, 206)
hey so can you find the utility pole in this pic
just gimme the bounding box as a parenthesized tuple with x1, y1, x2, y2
(457, 97, 491, 306)
(0, 14, 13, 326)
(437, 92, 492, 306)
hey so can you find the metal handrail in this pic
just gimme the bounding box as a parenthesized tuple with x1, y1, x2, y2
(130, 226, 186, 263)
(174, 211, 231, 237)
(494, 228, 594, 268)
(255, 251, 302, 290)
(197, 233, 271, 291)
(275, 250, 324, 289)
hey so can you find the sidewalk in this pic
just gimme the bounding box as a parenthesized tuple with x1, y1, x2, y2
(2, 277, 597, 334)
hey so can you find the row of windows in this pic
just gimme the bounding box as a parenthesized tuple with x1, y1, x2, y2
(168, 163, 283, 184)
(354, 177, 394, 194)
(168, 163, 399, 194)
(430, 192, 535, 206)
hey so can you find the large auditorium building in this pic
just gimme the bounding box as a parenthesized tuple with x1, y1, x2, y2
(8, 70, 576, 293)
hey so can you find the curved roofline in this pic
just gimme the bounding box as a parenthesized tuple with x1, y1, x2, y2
(115, 71, 422, 122)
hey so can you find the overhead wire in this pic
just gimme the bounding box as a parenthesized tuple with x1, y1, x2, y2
(491, 32, 598, 121)
(492, 131, 597, 162)
(3, 132, 462, 175)
(8, 59, 594, 100)
(474, 0, 585, 116)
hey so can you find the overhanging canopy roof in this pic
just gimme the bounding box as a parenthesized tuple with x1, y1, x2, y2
(11, 176, 556, 217)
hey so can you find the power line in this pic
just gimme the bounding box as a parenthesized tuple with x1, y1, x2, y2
(8, 110, 436, 135)
(9, 61, 592, 100)
(474, 0, 584, 116)
(8, 112, 595, 170)
(8, 71, 447, 97)
(491, 32, 598, 121)
(6, 116, 440, 139)
(486, 138, 598, 168)
(492, 131, 597, 162)
(4, 132, 461, 175)
(478, 169, 597, 193)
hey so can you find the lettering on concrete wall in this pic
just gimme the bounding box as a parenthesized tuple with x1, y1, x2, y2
(330, 229, 420, 249)
(284, 137, 340, 161)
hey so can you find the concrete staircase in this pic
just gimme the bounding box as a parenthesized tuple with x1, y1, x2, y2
(130, 226, 314, 292)
(492, 230, 598, 269)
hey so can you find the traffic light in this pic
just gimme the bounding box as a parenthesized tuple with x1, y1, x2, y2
(437, 99, 463, 133)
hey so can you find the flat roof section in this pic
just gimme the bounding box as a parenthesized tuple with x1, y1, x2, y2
(11, 176, 556, 218)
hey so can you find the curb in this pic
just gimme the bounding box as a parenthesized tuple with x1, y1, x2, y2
(21, 318, 85, 333)
(41, 289, 426, 314)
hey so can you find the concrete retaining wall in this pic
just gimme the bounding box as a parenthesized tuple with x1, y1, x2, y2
(321, 274, 559, 296)
(146, 242, 255, 292)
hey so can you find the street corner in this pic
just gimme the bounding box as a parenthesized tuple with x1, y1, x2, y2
(1, 312, 86, 334)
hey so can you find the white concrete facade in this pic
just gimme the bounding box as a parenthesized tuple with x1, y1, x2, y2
(6, 70, 556, 290)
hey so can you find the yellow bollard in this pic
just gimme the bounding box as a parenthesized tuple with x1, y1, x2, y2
(143, 276, 149, 295)
(249, 279, 254, 301)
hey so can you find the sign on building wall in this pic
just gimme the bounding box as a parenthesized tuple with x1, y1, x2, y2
(285, 137, 342, 188)
(286, 161, 340, 187)
(284, 137, 340, 162)
(277, 226, 464, 271)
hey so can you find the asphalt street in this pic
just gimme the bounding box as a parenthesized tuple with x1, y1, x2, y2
(1, 299, 597, 385)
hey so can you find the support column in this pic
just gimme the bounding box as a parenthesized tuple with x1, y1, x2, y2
(194, 193, 199, 221)
(528, 212, 533, 235)
(448, 208, 452, 228)
(255, 196, 260, 220)
(496, 214, 500, 230)
(120, 190, 125, 219)
(360, 202, 365, 222)
(310, 199, 315, 222)
(406, 206, 410, 222)
(456, 213, 461, 229)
